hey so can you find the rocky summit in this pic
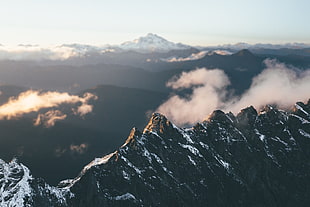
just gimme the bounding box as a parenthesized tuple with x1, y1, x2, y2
(1, 100, 310, 207)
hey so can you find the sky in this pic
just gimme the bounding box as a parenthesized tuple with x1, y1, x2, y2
(0, 0, 309, 46)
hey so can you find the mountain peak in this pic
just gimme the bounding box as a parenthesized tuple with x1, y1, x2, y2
(143, 113, 175, 134)
(122, 127, 142, 147)
(145, 33, 166, 40)
(119, 33, 191, 53)
(236, 106, 258, 126)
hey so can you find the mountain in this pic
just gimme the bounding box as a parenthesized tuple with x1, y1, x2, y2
(0, 48, 309, 99)
(1, 35, 310, 62)
(1, 99, 309, 206)
(0, 158, 72, 206)
(0, 85, 167, 185)
(58, 33, 192, 56)
(248, 48, 310, 57)
(205, 42, 310, 51)
(118, 33, 191, 53)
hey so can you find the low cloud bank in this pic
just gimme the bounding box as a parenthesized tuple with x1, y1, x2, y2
(34, 110, 67, 128)
(0, 45, 78, 60)
(0, 90, 97, 127)
(163, 51, 208, 62)
(157, 59, 310, 125)
(162, 50, 232, 62)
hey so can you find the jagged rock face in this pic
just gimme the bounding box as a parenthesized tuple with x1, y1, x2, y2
(1, 100, 310, 206)
(0, 159, 72, 207)
(67, 101, 310, 207)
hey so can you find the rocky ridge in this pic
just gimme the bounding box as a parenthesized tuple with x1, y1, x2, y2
(1, 100, 309, 206)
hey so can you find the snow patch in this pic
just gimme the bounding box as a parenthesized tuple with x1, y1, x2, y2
(83, 151, 116, 172)
(219, 160, 230, 170)
(271, 136, 289, 147)
(188, 155, 197, 166)
(121, 156, 142, 174)
(151, 153, 163, 164)
(199, 141, 209, 150)
(290, 114, 310, 124)
(254, 129, 265, 141)
(114, 193, 136, 201)
(142, 148, 152, 163)
(122, 170, 130, 181)
(179, 144, 203, 157)
(299, 129, 310, 138)
(0, 159, 33, 207)
(214, 157, 230, 170)
(295, 104, 309, 116)
(181, 131, 194, 144)
(38, 183, 73, 205)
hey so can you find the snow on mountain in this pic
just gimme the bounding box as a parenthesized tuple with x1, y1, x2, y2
(58, 33, 192, 56)
(0, 159, 33, 207)
(1, 99, 310, 206)
(65, 100, 310, 206)
(118, 33, 191, 53)
(1, 35, 310, 61)
(0, 159, 72, 206)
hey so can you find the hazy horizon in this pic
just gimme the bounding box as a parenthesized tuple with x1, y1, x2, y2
(1, 0, 309, 47)
(1, 32, 310, 48)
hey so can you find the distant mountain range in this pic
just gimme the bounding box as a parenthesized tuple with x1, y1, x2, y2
(1, 34, 310, 61)
(1, 99, 309, 206)
(40, 34, 310, 54)
(36, 34, 310, 58)
(0, 48, 309, 94)
(204, 42, 310, 50)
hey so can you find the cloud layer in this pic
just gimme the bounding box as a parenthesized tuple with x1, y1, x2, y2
(157, 59, 310, 125)
(163, 51, 208, 62)
(0, 90, 97, 127)
(34, 110, 67, 128)
(162, 50, 232, 62)
(225, 59, 310, 113)
(0, 45, 79, 60)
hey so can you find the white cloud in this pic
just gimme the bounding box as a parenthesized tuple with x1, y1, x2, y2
(211, 50, 233, 56)
(70, 143, 88, 154)
(157, 68, 230, 125)
(34, 110, 67, 128)
(157, 59, 310, 125)
(76, 104, 93, 116)
(0, 90, 97, 123)
(162, 50, 232, 63)
(225, 59, 310, 113)
(162, 51, 208, 62)
(0, 44, 112, 61)
(74, 92, 97, 116)
(0, 45, 79, 61)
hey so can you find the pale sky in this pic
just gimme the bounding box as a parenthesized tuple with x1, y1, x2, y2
(0, 0, 309, 46)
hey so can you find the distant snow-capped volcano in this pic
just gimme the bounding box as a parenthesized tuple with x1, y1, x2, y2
(59, 33, 191, 55)
(118, 33, 191, 53)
